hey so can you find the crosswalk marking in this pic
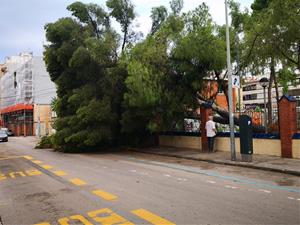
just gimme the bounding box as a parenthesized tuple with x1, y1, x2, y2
(131, 209, 176, 225)
(92, 189, 118, 201)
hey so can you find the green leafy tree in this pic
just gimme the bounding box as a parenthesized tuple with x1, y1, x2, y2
(122, 2, 229, 141)
(150, 6, 168, 35)
(106, 0, 135, 51)
(240, 0, 300, 129)
(44, 2, 122, 151)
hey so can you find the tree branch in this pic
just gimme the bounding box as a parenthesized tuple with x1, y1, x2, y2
(196, 97, 266, 133)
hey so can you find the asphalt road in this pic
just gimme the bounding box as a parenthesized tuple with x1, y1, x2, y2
(0, 137, 299, 225)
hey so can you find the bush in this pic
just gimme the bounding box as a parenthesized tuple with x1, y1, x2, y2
(35, 135, 54, 149)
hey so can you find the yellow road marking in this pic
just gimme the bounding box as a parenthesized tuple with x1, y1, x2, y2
(58, 215, 93, 225)
(23, 155, 34, 160)
(32, 160, 43, 164)
(70, 178, 87, 186)
(1, 169, 42, 181)
(92, 189, 118, 201)
(9, 171, 26, 178)
(0, 156, 24, 161)
(41, 165, 53, 170)
(34, 223, 51, 225)
(88, 208, 134, 225)
(131, 209, 176, 225)
(53, 170, 67, 176)
(26, 169, 43, 176)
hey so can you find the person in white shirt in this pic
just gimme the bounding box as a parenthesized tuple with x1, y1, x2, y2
(205, 115, 216, 152)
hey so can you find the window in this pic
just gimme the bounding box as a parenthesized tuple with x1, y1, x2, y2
(14, 72, 17, 88)
(242, 84, 257, 91)
(25, 71, 32, 80)
(243, 94, 257, 101)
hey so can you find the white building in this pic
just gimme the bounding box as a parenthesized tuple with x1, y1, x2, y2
(241, 75, 300, 129)
(0, 52, 56, 136)
(242, 76, 300, 110)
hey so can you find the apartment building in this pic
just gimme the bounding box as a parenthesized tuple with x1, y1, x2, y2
(242, 75, 300, 129)
(242, 76, 300, 109)
(0, 52, 56, 136)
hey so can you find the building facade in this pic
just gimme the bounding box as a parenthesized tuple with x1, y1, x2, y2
(241, 75, 300, 129)
(0, 52, 56, 136)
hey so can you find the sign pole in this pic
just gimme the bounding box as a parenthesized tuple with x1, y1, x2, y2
(225, 0, 236, 161)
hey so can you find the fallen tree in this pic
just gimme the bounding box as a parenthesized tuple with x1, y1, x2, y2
(197, 96, 266, 133)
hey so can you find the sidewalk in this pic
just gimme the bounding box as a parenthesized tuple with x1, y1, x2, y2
(130, 147, 300, 176)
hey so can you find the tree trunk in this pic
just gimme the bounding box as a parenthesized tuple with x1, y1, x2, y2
(298, 40, 300, 70)
(274, 73, 280, 133)
(197, 98, 265, 133)
(121, 26, 128, 52)
(267, 58, 275, 128)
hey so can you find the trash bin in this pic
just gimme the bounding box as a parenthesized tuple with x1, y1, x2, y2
(239, 115, 253, 162)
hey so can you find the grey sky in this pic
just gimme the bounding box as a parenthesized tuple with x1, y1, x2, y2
(0, 0, 253, 63)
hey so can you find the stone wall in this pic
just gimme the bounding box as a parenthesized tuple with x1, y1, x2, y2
(159, 135, 298, 158)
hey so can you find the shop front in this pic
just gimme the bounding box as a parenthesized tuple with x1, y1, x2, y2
(0, 104, 34, 136)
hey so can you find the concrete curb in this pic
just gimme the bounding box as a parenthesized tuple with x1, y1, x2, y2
(129, 149, 300, 177)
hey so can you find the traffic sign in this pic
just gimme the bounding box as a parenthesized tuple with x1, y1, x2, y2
(232, 75, 240, 88)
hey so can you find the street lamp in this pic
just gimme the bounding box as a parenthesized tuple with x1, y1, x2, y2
(259, 77, 269, 133)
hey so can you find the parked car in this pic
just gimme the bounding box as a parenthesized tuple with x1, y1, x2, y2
(0, 128, 14, 136)
(0, 130, 8, 142)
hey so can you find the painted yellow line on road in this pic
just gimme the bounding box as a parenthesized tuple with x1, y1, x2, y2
(34, 223, 51, 225)
(23, 155, 34, 160)
(58, 215, 93, 225)
(131, 209, 176, 225)
(70, 178, 87, 186)
(88, 208, 134, 225)
(0, 156, 24, 161)
(53, 170, 67, 176)
(32, 160, 43, 164)
(41, 165, 53, 170)
(92, 189, 118, 201)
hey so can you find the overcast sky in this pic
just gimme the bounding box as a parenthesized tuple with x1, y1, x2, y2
(0, 0, 253, 63)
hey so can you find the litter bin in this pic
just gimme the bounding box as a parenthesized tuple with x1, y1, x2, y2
(239, 115, 253, 162)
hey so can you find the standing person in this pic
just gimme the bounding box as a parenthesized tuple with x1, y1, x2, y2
(205, 115, 216, 152)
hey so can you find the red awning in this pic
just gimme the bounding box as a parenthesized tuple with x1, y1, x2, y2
(0, 104, 33, 114)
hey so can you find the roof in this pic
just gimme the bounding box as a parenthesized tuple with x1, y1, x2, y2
(0, 104, 33, 114)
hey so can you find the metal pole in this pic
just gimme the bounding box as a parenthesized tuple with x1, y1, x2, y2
(235, 34, 241, 114)
(263, 87, 267, 133)
(225, 0, 236, 161)
(37, 104, 41, 137)
(23, 109, 26, 137)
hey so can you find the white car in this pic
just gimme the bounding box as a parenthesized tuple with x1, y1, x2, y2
(0, 130, 8, 142)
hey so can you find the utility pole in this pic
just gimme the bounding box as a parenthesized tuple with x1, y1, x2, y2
(225, 0, 236, 161)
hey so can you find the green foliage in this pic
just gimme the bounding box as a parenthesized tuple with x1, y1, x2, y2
(150, 6, 168, 34)
(251, 0, 271, 11)
(170, 0, 183, 15)
(255, 106, 262, 112)
(121, 1, 227, 141)
(241, 0, 300, 73)
(45, 0, 268, 150)
(278, 68, 296, 94)
(106, 0, 135, 51)
(44, 2, 122, 152)
(35, 135, 54, 149)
